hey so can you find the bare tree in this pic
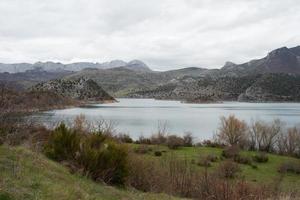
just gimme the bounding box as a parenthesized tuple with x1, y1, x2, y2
(151, 120, 168, 144)
(183, 132, 193, 147)
(217, 115, 248, 146)
(278, 127, 300, 156)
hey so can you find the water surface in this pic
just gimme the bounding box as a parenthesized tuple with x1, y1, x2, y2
(32, 98, 300, 140)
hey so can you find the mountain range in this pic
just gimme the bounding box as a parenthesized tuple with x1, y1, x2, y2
(1, 45, 300, 102)
(0, 59, 151, 73)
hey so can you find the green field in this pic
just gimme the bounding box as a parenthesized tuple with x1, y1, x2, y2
(130, 144, 300, 192)
(1, 144, 299, 200)
(0, 145, 183, 200)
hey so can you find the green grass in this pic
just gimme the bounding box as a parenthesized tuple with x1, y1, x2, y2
(131, 144, 300, 192)
(0, 145, 183, 200)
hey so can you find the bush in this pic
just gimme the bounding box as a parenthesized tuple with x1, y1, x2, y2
(197, 158, 212, 167)
(183, 132, 193, 147)
(253, 152, 269, 163)
(206, 154, 218, 162)
(217, 161, 241, 179)
(78, 134, 128, 185)
(222, 145, 240, 159)
(136, 136, 152, 144)
(117, 133, 133, 143)
(154, 151, 162, 157)
(166, 135, 184, 149)
(234, 155, 252, 165)
(44, 123, 128, 185)
(44, 123, 80, 161)
(278, 162, 300, 174)
(202, 140, 224, 148)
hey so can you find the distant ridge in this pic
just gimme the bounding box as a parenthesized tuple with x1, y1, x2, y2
(220, 46, 300, 75)
(0, 59, 152, 73)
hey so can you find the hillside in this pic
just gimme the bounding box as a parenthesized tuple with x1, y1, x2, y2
(32, 78, 115, 102)
(1, 45, 300, 102)
(0, 145, 181, 200)
(220, 46, 300, 76)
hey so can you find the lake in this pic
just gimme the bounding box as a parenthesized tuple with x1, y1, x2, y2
(31, 98, 300, 141)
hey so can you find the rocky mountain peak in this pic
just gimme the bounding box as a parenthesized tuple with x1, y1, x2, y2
(126, 60, 151, 72)
(222, 61, 237, 70)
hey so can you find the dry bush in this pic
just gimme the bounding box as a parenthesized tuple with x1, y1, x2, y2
(253, 152, 269, 163)
(222, 145, 240, 159)
(128, 154, 202, 197)
(201, 139, 225, 148)
(116, 133, 133, 143)
(150, 121, 168, 144)
(234, 155, 253, 165)
(154, 151, 162, 156)
(217, 161, 241, 179)
(136, 135, 152, 144)
(217, 115, 248, 147)
(167, 135, 184, 149)
(183, 132, 193, 147)
(278, 161, 300, 174)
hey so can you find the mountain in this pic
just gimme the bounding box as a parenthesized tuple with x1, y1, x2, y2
(238, 74, 300, 102)
(128, 73, 300, 102)
(220, 46, 300, 76)
(64, 66, 211, 97)
(1, 45, 300, 102)
(0, 60, 151, 73)
(0, 68, 74, 90)
(32, 78, 115, 102)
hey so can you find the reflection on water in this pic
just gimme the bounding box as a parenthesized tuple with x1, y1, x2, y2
(31, 98, 300, 140)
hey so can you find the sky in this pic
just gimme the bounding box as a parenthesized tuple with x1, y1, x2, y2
(0, 0, 299, 70)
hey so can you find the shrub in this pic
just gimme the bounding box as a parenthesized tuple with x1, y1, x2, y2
(44, 123, 128, 185)
(117, 133, 133, 143)
(197, 158, 212, 167)
(78, 134, 128, 185)
(154, 151, 162, 157)
(201, 140, 224, 148)
(166, 135, 184, 149)
(183, 132, 193, 147)
(251, 164, 258, 169)
(217, 161, 241, 179)
(136, 136, 152, 144)
(234, 155, 252, 165)
(44, 123, 80, 161)
(253, 152, 268, 163)
(278, 162, 300, 174)
(222, 145, 240, 159)
(206, 154, 218, 162)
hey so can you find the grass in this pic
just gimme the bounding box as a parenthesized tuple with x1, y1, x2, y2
(131, 144, 300, 192)
(0, 145, 184, 200)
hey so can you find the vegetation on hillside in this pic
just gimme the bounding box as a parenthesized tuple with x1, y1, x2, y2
(1, 114, 300, 199)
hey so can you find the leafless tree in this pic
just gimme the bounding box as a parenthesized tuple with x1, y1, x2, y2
(217, 115, 248, 146)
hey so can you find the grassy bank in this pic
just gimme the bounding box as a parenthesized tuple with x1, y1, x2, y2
(130, 144, 300, 192)
(0, 145, 183, 200)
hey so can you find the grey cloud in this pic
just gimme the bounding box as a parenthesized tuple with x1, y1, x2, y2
(0, 0, 299, 70)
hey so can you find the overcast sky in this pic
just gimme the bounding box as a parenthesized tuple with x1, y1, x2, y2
(0, 0, 299, 70)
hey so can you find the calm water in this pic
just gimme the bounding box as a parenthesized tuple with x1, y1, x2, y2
(32, 98, 300, 140)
